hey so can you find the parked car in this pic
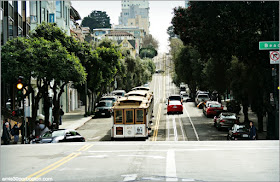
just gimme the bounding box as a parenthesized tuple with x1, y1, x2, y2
(155, 69, 164, 73)
(100, 95, 118, 105)
(167, 100, 183, 115)
(180, 84, 186, 92)
(31, 129, 85, 143)
(167, 94, 183, 105)
(111, 90, 126, 98)
(195, 93, 210, 105)
(203, 101, 224, 117)
(181, 92, 191, 102)
(214, 112, 240, 130)
(95, 100, 114, 117)
(227, 124, 250, 140)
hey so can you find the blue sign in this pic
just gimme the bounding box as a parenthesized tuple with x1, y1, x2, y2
(49, 13, 55, 23)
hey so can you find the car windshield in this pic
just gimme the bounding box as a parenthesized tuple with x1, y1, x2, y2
(100, 97, 115, 102)
(183, 94, 188, 97)
(114, 93, 123, 96)
(237, 128, 248, 132)
(98, 102, 112, 107)
(222, 113, 236, 117)
(210, 104, 221, 107)
(169, 96, 181, 100)
(42, 130, 65, 138)
(198, 94, 209, 98)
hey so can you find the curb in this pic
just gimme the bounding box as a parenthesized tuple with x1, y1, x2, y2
(65, 115, 93, 130)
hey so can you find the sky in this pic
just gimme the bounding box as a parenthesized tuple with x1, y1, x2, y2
(71, 1, 185, 53)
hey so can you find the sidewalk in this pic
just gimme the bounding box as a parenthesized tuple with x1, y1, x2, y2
(60, 106, 93, 130)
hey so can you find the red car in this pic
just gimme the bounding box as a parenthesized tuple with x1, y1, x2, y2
(167, 100, 183, 114)
(203, 101, 223, 117)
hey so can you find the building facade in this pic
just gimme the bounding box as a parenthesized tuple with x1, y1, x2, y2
(119, 0, 149, 34)
(1, 1, 31, 116)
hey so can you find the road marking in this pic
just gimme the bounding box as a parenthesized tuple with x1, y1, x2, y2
(23, 144, 93, 181)
(77, 144, 91, 151)
(166, 149, 178, 181)
(178, 115, 186, 141)
(183, 106, 200, 141)
(80, 144, 94, 151)
(166, 115, 170, 141)
(23, 153, 76, 181)
(118, 154, 165, 159)
(152, 103, 162, 141)
(122, 174, 138, 182)
(30, 152, 81, 181)
(172, 116, 178, 141)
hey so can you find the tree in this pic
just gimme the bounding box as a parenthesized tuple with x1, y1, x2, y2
(139, 47, 158, 59)
(171, 2, 279, 132)
(81, 10, 111, 31)
(167, 25, 178, 39)
(1, 37, 86, 129)
(142, 34, 159, 50)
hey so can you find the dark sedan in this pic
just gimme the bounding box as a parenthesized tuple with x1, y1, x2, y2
(227, 124, 250, 140)
(31, 129, 85, 143)
(95, 100, 113, 117)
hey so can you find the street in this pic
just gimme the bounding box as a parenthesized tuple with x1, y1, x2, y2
(1, 141, 279, 181)
(77, 55, 229, 142)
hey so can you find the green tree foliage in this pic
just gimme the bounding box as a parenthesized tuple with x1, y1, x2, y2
(139, 47, 158, 59)
(1, 37, 86, 127)
(81, 10, 111, 31)
(172, 1, 279, 130)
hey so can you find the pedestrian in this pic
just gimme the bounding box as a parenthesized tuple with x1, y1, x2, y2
(11, 122, 20, 144)
(37, 114, 49, 136)
(33, 121, 41, 139)
(59, 105, 64, 125)
(1, 120, 11, 145)
(249, 121, 257, 140)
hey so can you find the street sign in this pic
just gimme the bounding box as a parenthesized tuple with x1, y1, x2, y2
(259, 41, 279, 50)
(270, 51, 280, 64)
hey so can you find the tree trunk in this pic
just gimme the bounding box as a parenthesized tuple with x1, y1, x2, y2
(43, 83, 50, 127)
(242, 103, 249, 124)
(257, 111, 263, 132)
(52, 82, 67, 129)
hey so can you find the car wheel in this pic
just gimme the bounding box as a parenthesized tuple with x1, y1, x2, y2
(167, 112, 170, 115)
(227, 134, 230, 140)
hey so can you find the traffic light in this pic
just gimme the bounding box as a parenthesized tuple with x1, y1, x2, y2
(16, 76, 24, 90)
(16, 76, 24, 102)
(12, 110, 16, 117)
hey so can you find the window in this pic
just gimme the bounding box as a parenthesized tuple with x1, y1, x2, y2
(18, 1, 22, 15)
(56, 1, 61, 18)
(30, 1, 37, 23)
(125, 110, 134, 124)
(136, 109, 144, 124)
(114, 110, 123, 124)
(123, 43, 128, 47)
(18, 27, 23, 37)
(8, 18, 13, 39)
(41, 8, 45, 22)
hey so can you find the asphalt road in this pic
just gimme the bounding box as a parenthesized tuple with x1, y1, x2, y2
(77, 54, 229, 142)
(1, 141, 279, 181)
